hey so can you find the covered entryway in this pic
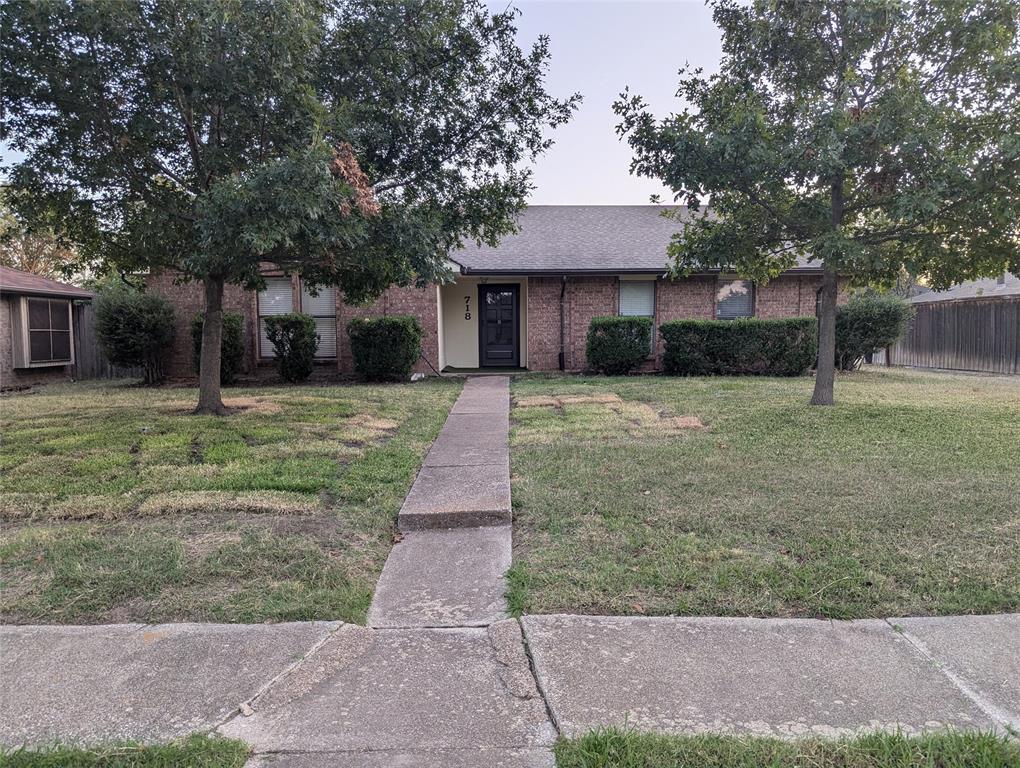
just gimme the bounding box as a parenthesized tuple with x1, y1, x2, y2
(437, 277, 528, 371)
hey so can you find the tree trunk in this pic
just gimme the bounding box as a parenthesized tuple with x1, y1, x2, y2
(195, 275, 227, 415)
(811, 263, 838, 406)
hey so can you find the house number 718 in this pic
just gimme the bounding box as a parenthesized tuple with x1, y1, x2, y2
(464, 296, 471, 320)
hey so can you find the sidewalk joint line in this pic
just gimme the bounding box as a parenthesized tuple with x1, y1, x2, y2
(883, 618, 1019, 732)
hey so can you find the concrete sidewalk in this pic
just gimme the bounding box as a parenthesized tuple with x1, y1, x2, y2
(2, 614, 1017, 763)
(369, 376, 513, 629)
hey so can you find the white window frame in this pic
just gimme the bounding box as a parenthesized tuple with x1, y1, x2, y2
(299, 281, 337, 360)
(11, 296, 75, 368)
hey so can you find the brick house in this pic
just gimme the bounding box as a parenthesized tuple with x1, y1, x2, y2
(0, 265, 93, 390)
(150, 206, 829, 378)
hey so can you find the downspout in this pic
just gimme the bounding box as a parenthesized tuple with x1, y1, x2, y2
(558, 275, 567, 371)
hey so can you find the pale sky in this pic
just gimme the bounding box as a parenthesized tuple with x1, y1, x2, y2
(510, 0, 722, 204)
(1, 2, 723, 205)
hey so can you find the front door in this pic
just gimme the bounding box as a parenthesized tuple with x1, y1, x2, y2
(478, 284, 520, 368)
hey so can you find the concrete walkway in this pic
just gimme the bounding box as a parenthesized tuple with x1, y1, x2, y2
(369, 376, 512, 629)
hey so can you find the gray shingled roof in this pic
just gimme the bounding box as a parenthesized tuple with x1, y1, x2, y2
(909, 272, 1020, 303)
(450, 205, 822, 275)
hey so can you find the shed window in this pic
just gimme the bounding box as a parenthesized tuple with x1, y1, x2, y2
(257, 278, 294, 358)
(619, 281, 655, 317)
(716, 279, 754, 319)
(27, 298, 72, 363)
(300, 283, 337, 359)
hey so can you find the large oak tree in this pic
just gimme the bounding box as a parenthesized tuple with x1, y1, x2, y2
(615, 0, 1019, 404)
(2, 0, 579, 412)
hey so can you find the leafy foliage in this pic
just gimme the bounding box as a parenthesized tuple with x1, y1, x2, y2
(615, 0, 1020, 403)
(191, 312, 245, 385)
(347, 316, 423, 381)
(586, 316, 653, 375)
(0, 192, 76, 280)
(3, 0, 579, 410)
(661, 318, 817, 376)
(835, 295, 914, 371)
(94, 285, 175, 385)
(264, 314, 318, 383)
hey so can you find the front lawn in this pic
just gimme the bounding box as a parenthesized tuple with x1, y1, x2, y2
(508, 368, 1020, 618)
(0, 379, 459, 624)
(554, 729, 1020, 768)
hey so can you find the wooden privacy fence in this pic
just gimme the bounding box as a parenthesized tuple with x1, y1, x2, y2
(886, 297, 1019, 374)
(71, 301, 143, 380)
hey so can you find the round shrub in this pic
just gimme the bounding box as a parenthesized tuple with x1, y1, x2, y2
(264, 313, 318, 383)
(661, 317, 817, 376)
(586, 316, 653, 375)
(835, 295, 914, 370)
(94, 286, 175, 384)
(347, 316, 423, 381)
(191, 312, 245, 385)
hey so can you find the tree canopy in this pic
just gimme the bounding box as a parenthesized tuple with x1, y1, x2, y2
(615, 0, 1019, 404)
(2, 0, 579, 411)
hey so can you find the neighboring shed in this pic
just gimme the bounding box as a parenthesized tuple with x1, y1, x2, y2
(0, 265, 94, 389)
(885, 272, 1019, 374)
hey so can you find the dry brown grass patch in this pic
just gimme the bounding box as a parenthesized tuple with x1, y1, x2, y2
(137, 490, 321, 517)
(162, 397, 284, 415)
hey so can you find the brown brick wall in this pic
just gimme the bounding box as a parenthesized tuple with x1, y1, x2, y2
(147, 272, 258, 379)
(564, 276, 617, 371)
(654, 277, 717, 362)
(337, 285, 438, 375)
(526, 277, 564, 371)
(0, 295, 74, 390)
(756, 275, 822, 319)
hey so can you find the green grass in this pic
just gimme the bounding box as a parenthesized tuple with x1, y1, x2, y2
(0, 734, 248, 767)
(554, 729, 1020, 768)
(0, 379, 460, 624)
(509, 368, 1020, 618)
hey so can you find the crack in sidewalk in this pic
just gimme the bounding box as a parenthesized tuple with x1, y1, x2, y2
(516, 618, 561, 738)
(214, 623, 344, 730)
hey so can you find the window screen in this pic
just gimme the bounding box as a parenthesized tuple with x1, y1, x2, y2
(300, 283, 337, 359)
(716, 279, 754, 319)
(257, 278, 293, 357)
(619, 281, 655, 317)
(27, 298, 72, 363)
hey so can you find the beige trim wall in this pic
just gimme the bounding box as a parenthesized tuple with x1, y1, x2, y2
(439, 276, 528, 369)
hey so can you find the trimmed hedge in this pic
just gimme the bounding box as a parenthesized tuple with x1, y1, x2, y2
(835, 295, 914, 370)
(191, 312, 245, 385)
(347, 315, 423, 381)
(264, 313, 318, 383)
(94, 287, 175, 385)
(586, 316, 653, 375)
(661, 317, 817, 376)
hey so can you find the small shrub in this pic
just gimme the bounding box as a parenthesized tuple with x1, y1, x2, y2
(94, 286, 175, 384)
(347, 316, 422, 381)
(661, 317, 817, 376)
(586, 316, 653, 374)
(835, 295, 914, 370)
(264, 313, 318, 382)
(191, 312, 245, 385)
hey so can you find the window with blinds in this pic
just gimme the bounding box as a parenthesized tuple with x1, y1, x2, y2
(257, 278, 293, 358)
(300, 283, 337, 359)
(619, 281, 655, 317)
(716, 279, 754, 319)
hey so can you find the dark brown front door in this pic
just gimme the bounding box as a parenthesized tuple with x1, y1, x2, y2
(479, 284, 520, 368)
